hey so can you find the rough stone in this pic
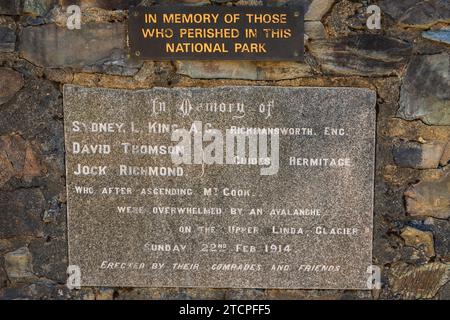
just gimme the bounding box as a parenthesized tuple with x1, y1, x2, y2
(400, 226, 435, 258)
(0, 1, 21, 15)
(0, 189, 46, 238)
(399, 0, 450, 28)
(28, 238, 68, 283)
(324, 0, 363, 37)
(305, 21, 327, 40)
(0, 68, 24, 105)
(389, 262, 449, 299)
(0, 76, 63, 157)
(176, 60, 312, 80)
(0, 133, 45, 186)
(378, 0, 420, 21)
(23, 0, 56, 17)
(58, 0, 132, 9)
(422, 219, 450, 261)
(81, 49, 143, 76)
(0, 279, 71, 300)
(404, 174, 450, 219)
(0, 26, 16, 52)
(393, 140, 447, 169)
(4, 247, 34, 279)
(398, 53, 450, 126)
(423, 28, 450, 45)
(20, 23, 126, 69)
(305, 0, 335, 21)
(308, 34, 412, 76)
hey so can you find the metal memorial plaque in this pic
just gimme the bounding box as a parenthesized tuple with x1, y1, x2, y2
(128, 6, 304, 61)
(64, 85, 376, 289)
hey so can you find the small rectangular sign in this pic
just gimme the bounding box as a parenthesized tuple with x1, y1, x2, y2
(128, 6, 304, 61)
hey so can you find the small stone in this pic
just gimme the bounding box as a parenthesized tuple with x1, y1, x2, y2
(389, 262, 449, 299)
(0, 189, 45, 238)
(398, 53, 450, 126)
(400, 226, 435, 258)
(393, 140, 446, 169)
(378, 0, 421, 21)
(305, 0, 335, 21)
(58, 0, 126, 9)
(176, 60, 312, 80)
(20, 23, 126, 69)
(23, 0, 55, 17)
(399, 0, 450, 28)
(305, 21, 326, 39)
(0, 133, 45, 186)
(440, 142, 450, 166)
(423, 28, 450, 45)
(0, 68, 23, 105)
(308, 34, 412, 76)
(0, 26, 16, 52)
(95, 288, 115, 300)
(28, 238, 68, 283)
(0, 0, 21, 15)
(82, 48, 143, 76)
(404, 174, 450, 219)
(4, 247, 34, 279)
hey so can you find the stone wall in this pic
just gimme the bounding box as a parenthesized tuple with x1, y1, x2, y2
(0, 0, 449, 300)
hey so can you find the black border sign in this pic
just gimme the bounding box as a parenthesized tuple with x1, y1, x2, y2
(128, 6, 304, 61)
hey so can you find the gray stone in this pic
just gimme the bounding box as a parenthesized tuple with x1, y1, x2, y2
(422, 219, 450, 261)
(0, 26, 16, 52)
(0, 189, 45, 238)
(399, 0, 450, 28)
(378, 0, 421, 21)
(4, 247, 34, 279)
(404, 174, 450, 220)
(308, 34, 412, 76)
(0, 68, 23, 105)
(422, 28, 450, 45)
(398, 53, 450, 125)
(393, 140, 446, 169)
(82, 48, 143, 76)
(0, 133, 45, 187)
(29, 238, 68, 283)
(380, 0, 450, 28)
(23, 0, 56, 17)
(305, 21, 326, 40)
(305, 0, 335, 21)
(64, 85, 376, 289)
(0, 1, 21, 15)
(19, 23, 126, 69)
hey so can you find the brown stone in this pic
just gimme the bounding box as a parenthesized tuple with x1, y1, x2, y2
(0, 133, 45, 186)
(0, 68, 23, 105)
(390, 262, 449, 299)
(176, 61, 312, 80)
(4, 247, 34, 279)
(404, 174, 450, 219)
(400, 227, 435, 258)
